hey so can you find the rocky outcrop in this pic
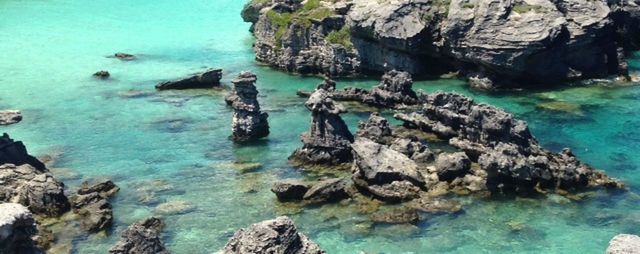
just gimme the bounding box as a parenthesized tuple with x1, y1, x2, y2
(0, 133, 46, 171)
(607, 234, 640, 254)
(355, 112, 392, 144)
(225, 72, 270, 142)
(223, 216, 324, 254)
(395, 92, 623, 194)
(0, 110, 22, 126)
(0, 164, 69, 217)
(271, 180, 309, 202)
(109, 217, 169, 254)
(271, 178, 350, 204)
(244, 0, 640, 87)
(155, 68, 222, 90)
(297, 70, 418, 108)
(435, 152, 471, 182)
(351, 138, 426, 202)
(289, 84, 354, 166)
(70, 180, 119, 233)
(0, 203, 41, 254)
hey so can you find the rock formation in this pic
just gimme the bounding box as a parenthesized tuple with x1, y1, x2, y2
(113, 53, 136, 61)
(0, 203, 41, 254)
(297, 70, 418, 108)
(355, 112, 393, 144)
(0, 133, 46, 171)
(109, 217, 169, 254)
(607, 234, 640, 254)
(223, 216, 324, 254)
(271, 180, 309, 202)
(0, 164, 70, 217)
(0, 110, 22, 126)
(155, 68, 222, 90)
(289, 83, 354, 166)
(93, 71, 110, 79)
(225, 72, 270, 142)
(271, 178, 350, 204)
(243, 0, 640, 87)
(395, 92, 623, 194)
(70, 180, 119, 233)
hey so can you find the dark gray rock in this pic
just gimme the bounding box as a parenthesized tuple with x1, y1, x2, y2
(0, 133, 46, 171)
(109, 217, 169, 254)
(156, 68, 222, 90)
(0, 203, 42, 254)
(93, 71, 110, 79)
(0, 110, 22, 126)
(303, 178, 350, 204)
(607, 234, 640, 254)
(435, 152, 471, 182)
(289, 85, 354, 166)
(0, 164, 70, 217)
(389, 137, 435, 164)
(226, 72, 270, 142)
(223, 216, 324, 254)
(271, 180, 310, 202)
(113, 53, 135, 61)
(356, 112, 392, 143)
(71, 180, 119, 233)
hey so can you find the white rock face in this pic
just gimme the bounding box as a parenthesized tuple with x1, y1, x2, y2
(607, 234, 640, 254)
(0, 203, 38, 253)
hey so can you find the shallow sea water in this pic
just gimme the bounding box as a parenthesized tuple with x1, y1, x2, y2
(1, 0, 640, 253)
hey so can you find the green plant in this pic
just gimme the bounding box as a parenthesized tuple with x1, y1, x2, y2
(326, 26, 353, 49)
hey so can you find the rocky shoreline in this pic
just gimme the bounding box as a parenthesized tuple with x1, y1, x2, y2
(242, 0, 640, 88)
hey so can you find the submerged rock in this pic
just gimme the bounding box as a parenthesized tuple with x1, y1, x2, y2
(70, 180, 119, 233)
(226, 71, 270, 142)
(370, 208, 419, 225)
(93, 71, 110, 79)
(0, 133, 46, 171)
(607, 234, 640, 254)
(0, 203, 41, 254)
(109, 217, 169, 254)
(155, 68, 222, 90)
(289, 84, 354, 166)
(113, 52, 136, 61)
(0, 110, 22, 126)
(0, 164, 70, 217)
(223, 216, 324, 254)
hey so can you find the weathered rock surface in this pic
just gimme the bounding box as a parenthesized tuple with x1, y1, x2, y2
(396, 92, 623, 194)
(223, 216, 324, 254)
(355, 112, 392, 144)
(226, 72, 270, 142)
(0, 164, 69, 217)
(0, 133, 46, 171)
(271, 180, 310, 202)
(109, 217, 169, 254)
(370, 208, 419, 224)
(70, 180, 119, 233)
(607, 234, 640, 254)
(289, 84, 354, 166)
(302, 178, 350, 204)
(435, 152, 471, 182)
(0, 110, 22, 126)
(155, 68, 222, 90)
(244, 0, 640, 87)
(351, 138, 425, 202)
(0, 203, 41, 254)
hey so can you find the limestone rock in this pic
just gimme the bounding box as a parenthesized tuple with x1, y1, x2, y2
(226, 72, 270, 142)
(0, 203, 41, 254)
(0, 164, 69, 217)
(0, 133, 46, 171)
(223, 216, 324, 254)
(607, 234, 640, 254)
(435, 152, 471, 182)
(271, 180, 310, 202)
(155, 68, 222, 90)
(109, 217, 169, 254)
(302, 178, 350, 204)
(70, 180, 119, 233)
(0, 110, 22, 126)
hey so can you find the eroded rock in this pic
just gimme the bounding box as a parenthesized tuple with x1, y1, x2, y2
(155, 68, 222, 90)
(70, 180, 119, 233)
(0, 133, 46, 171)
(0, 110, 22, 126)
(226, 71, 270, 142)
(607, 234, 640, 254)
(271, 180, 310, 202)
(0, 203, 41, 254)
(109, 217, 169, 254)
(0, 164, 69, 217)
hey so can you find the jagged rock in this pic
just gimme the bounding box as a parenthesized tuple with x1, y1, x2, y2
(607, 234, 640, 254)
(370, 208, 419, 224)
(0, 164, 69, 217)
(389, 137, 434, 164)
(0, 203, 41, 254)
(226, 72, 270, 142)
(351, 138, 425, 202)
(271, 180, 310, 202)
(0, 133, 46, 171)
(70, 180, 119, 233)
(109, 217, 169, 254)
(155, 68, 222, 90)
(93, 71, 110, 79)
(244, 0, 640, 87)
(223, 216, 324, 254)
(363, 70, 418, 107)
(0, 110, 22, 126)
(356, 112, 392, 143)
(303, 178, 350, 204)
(435, 152, 471, 182)
(396, 92, 623, 194)
(113, 53, 136, 61)
(289, 85, 354, 166)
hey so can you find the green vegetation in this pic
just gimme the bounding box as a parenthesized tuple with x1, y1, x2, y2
(462, 3, 475, 8)
(326, 26, 353, 49)
(512, 3, 543, 13)
(265, 0, 336, 48)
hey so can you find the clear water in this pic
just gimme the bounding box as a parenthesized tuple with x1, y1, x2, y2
(1, 0, 640, 253)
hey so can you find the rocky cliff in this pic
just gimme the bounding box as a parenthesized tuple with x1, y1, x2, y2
(242, 0, 640, 88)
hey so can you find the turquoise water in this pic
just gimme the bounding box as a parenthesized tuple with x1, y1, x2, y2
(1, 0, 640, 253)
